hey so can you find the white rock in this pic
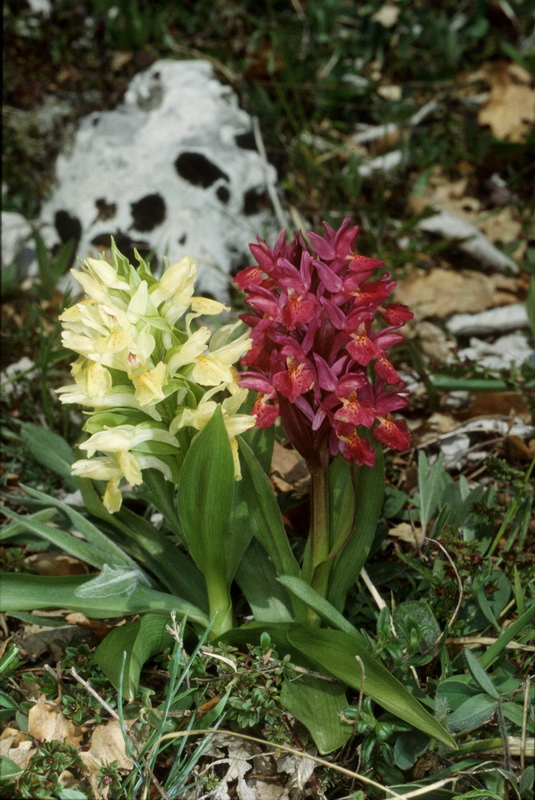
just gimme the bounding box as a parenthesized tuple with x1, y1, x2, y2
(447, 303, 529, 335)
(417, 208, 519, 273)
(38, 60, 277, 299)
(457, 331, 535, 371)
(1, 211, 35, 274)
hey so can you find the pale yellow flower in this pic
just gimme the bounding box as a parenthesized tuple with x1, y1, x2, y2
(79, 424, 178, 456)
(170, 386, 254, 479)
(132, 361, 168, 406)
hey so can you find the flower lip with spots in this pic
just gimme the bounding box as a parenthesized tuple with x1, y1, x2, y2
(236, 217, 413, 468)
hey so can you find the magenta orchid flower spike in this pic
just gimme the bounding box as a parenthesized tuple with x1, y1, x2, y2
(235, 218, 413, 470)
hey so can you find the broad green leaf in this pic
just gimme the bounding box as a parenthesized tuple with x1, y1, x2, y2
(20, 423, 77, 490)
(280, 673, 353, 754)
(502, 701, 535, 733)
(219, 463, 254, 584)
(327, 457, 355, 556)
(447, 694, 498, 732)
(178, 406, 235, 575)
(479, 603, 535, 669)
(464, 649, 499, 700)
(436, 678, 478, 711)
(77, 478, 208, 611)
(225, 622, 455, 747)
(136, 468, 184, 542)
(241, 424, 275, 475)
(75, 565, 151, 598)
(327, 441, 385, 612)
(0, 755, 23, 780)
(277, 575, 358, 636)
(416, 451, 451, 536)
(238, 439, 302, 582)
(0, 502, 126, 570)
(393, 731, 430, 769)
(0, 573, 209, 627)
(18, 485, 136, 569)
(236, 540, 293, 623)
(94, 613, 174, 700)
(0, 507, 57, 539)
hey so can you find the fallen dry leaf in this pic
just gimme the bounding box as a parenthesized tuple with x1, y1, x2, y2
(0, 728, 35, 772)
(389, 522, 424, 549)
(409, 168, 526, 260)
(393, 268, 518, 318)
(371, 1, 400, 27)
(271, 440, 309, 496)
(78, 720, 133, 800)
(28, 695, 84, 747)
(64, 612, 114, 641)
(477, 61, 535, 142)
(25, 552, 89, 576)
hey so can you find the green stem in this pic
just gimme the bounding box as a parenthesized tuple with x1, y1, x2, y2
(206, 574, 235, 641)
(306, 455, 331, 627)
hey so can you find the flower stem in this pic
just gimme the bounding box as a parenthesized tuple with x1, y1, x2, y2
(206, 576, 234, 640)
(306, 455, 331, 626)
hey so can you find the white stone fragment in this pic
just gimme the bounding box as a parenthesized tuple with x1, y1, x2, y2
(357, 149, 403, 177)
(417, 208, 519, 273)
(457, 331, 535, 371)
(1, 211, 34, 272)
(38, 60, 277, 299)
(447, 302, 529, 335)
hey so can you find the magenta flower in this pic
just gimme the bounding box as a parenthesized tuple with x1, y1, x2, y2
(236, 218, 413, 469)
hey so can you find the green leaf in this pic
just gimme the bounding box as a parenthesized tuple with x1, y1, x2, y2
(238, 439, 304, 621)
(0, 573, 209, 627)
(225, 623, 455, 747)
(436, 678, 478, 711)
(235, 540, 293, 622)
(0, 500, 131, 571)
(241, 423, 275, 475)
(416, 451, 451, 536)
(94, 613, 174, 700)
(0, 507, 58, 540)
(327, 441, 385, 611)
(447, 694, 498, 732)
(0, 755, 23, 780)
(76, 478, 208, 611)
(280, 673, 353, 754)
(20, 423, 77, 490)
(277, 575, 358, 636)
(463, 649, 499, 700)
(178, 406, 235, 574)
(479, 603, 535, 669)
(393, 731, 430, 769)
(327, 457, 355, 556)
(136, 468, 184, 542)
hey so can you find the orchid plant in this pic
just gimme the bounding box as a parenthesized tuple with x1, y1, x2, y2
(0, 229, 455, 754)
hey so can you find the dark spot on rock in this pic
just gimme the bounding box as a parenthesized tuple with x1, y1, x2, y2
(130, 193, 166, 232)
(178, 234, 187, 245)
(92, 116, 99, 127)
(243, 188, 269, 216)
(94, 198, 117, 222)
(235, 131, 257, 151)
(90, 231, 152, 266)
(55, 210, 82, 244)
(175, 152, 229, 188)
(217, 185, 230, 204)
